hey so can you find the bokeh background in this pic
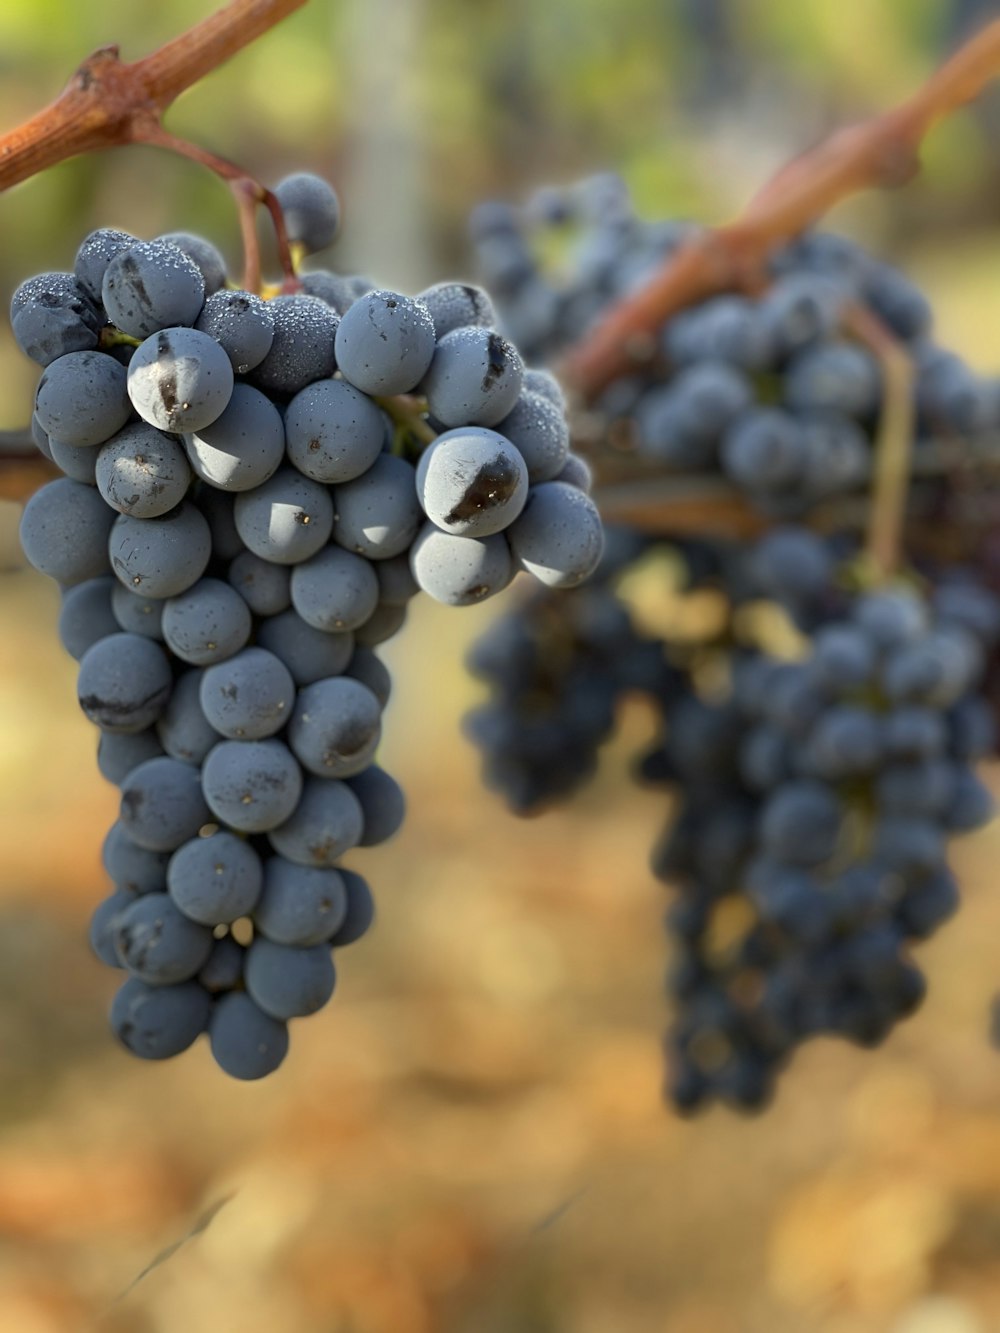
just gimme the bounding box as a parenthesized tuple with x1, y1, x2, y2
(4, 3, 1000, 1331)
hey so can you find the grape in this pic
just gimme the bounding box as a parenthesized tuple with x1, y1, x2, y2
(810, 625, 876, 691)
(102, 239, 205, 339)
(287, 677, 382, 778)
(73, 228, 135, 304)
(119, 756, 212, 852)
(329, 869, 375, 947)
(334, 289, 436, 395)
(664, 295, 775, 372)
(102, 821, 170, 895)
(244, 937, 336, 1019)
(34, 350, 130, 447)
(375, 553, 418, 606)
(167, 831, 263, 925)
(77, 632, 172, 733)
(110, 977, 211, 1059)
(506, 482, 604, 588)
(49, 435, 100, 483)
(192, 483, 244, 562)
(760, 780, 843, 866)
(494, 391, 570, 483)
(253, 858, 348, 946)
(354, 601, 407, 646)
(185, 382, 284, 492)
(228, 551, 291, 618)
(349, 765, 405, 846)
(885, 707, 948, 760)
(161, 578, 252, 666)
(195, 289, 275, 374)
(233, 468, 334, 565)
(155, 669, 219, 765)
(875, 759, 955, 818)
(111, 583, 165, 640)
(90, 890, 136, 968)
(638, 363, 753, 467)
(250, 294, 338, 396)
(267, 776, 364, 866)
(784, 340, 881, 419)
(555, 454, 593, 492)
(721, 408, 806, 493)
(331, 453, 423, 558)
(127, 327, 234, 434)
(95, 420, 191, 518)
(113, 892, 214, 983)
(752, 527, 835, 606)
(199, 648, 296, 740)
(198, 936, 245, 993)
(522, 368, 565, 408)
(344, 646, 392, 707)
(201, 739, 303, 833)
(255, 609, 354, 687)
(284, 378, 385, 484)
(10, 271, 102, 365)
(758, 273, 844, 357)
(209, 990, 289, 1079)
(896, 869, 959, 939)
(417, 281, 497, 339)
(290, 545, 380, 631)
(944, 769, 995, 832)
(58, 576, 118, 660)
(158, 231, 227, 295)
(409, 523, 513, 606)
(882, 628, 982, 708)
(298, 269, 359, 313)
(109, 501, 212, 599)
(275, 172, 341, 253)
(97, 729, 166, 786)
(804, 706, 884, 779)
(420, 326, 524, 427)
(416, 428, 528, 538)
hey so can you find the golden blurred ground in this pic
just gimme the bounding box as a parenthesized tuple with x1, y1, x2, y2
(2, 555, 1000, 1333)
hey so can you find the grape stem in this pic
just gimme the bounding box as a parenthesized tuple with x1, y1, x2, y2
(563, 17, 1000, 398)
(843, 303, 916, 582)
(0, 0, 307, 292)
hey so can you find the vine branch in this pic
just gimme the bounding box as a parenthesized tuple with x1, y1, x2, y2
(563, 17, 1000, 399)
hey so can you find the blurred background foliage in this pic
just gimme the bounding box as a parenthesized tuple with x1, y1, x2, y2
(4, 3, 1000, 1331)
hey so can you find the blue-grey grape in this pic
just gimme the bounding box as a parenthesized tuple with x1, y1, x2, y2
(287, 677, 382, 779)
(109, 500, 212, 599)
(127, 326, 234, 434)
(77, 632, 172, 733)
(209, 990, 289, 1079)
(167, 831, 264, 925)
(200, 647, 296, 740)
(185, 382, 284, 492)
(290, 545, 380, 631)
(233, 468, 334, 565)
(244, 937, 336, 1019)
(161, 578, 252, 666)
(119, 756, 212, 852)
(110, 977, 211, 1059)
(201, 738, 303, 833)
(284, 378, 385, 484)
(331, 453, 422, 558)
(195, 289, 274, 374)
(334, 289, 435, 395)
(102, 240, 205, 339)
(252, 858, 348, 946)
(267, 776, 364, 866)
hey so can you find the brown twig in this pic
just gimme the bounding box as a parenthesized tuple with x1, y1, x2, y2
(842, 303, 917, 581)
(0, 0, 307, 296)
(564, 17, 1000, 399)
(0, 1, 308, 193)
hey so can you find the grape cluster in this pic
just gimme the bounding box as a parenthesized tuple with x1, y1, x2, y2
(471, 175, 1000, 517)
(464, 175, 1000, 1112)
(643, 571, 997, 1111)
(15, 173, 603, 1079)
